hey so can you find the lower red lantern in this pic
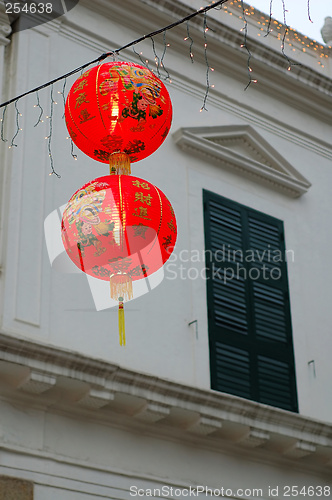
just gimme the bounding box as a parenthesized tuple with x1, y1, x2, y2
(61, 175, 177, 344)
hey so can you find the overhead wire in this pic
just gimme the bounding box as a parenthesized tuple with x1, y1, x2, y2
(0, 0, 228, 110)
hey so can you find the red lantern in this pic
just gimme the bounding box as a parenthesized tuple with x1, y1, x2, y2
(61, 175, 177, 343)
(65, 61, 172, 166)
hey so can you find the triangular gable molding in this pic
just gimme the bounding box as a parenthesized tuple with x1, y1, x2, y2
(173, 125, 311, 197)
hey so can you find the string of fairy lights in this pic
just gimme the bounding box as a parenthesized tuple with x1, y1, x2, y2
(0, 0, 327, 177)
(0, 0, 230, 176)
(240, 0, 257, 90)
(226, 0, 330, 65)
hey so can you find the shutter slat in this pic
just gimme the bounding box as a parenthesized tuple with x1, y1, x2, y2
(249, 218, 280, 236)
(212, 269, 248, 334)
(255, 302, 285, 318)
(253, 283, 284, 303)
(258, 355, 293, 410)
(210, 215, 242, 232)
(215, 343, 251, 398)
(253, 282, 288, 343)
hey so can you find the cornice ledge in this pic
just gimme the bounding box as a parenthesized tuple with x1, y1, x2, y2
(173, 126, 311, 197)
(0, 330, 331, 454)
(76, 0, 332, 99)
(55, 0, 332, 130)
(0, 331, 120, 382)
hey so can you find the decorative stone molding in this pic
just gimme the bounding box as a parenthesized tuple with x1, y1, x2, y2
(283, 440, 317, 459)
(321, 17, 332, 47)
(134, 401, 171, 423)
(17, 370, 56, 394)
(187, 414, 222, 436)
(174, 126, 312, 197)
(238, 428, 270, 448)
(0, 4, 12, 46)
(77, 388, 115, 409)
(0, 332, 331, 466)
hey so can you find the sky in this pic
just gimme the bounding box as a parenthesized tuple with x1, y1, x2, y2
(248, 0, 329, 43)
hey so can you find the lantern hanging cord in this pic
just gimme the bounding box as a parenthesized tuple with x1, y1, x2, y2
(0, 0, 228, 109)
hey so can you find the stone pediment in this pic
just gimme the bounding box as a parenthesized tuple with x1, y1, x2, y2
(173, 125, 311, 197)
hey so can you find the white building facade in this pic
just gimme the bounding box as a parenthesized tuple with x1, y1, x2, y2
(0, 0, 332, 498)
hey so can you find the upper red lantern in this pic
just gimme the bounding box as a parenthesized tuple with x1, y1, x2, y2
(65, 61, 172, 164)
(61, 175, 177, 283)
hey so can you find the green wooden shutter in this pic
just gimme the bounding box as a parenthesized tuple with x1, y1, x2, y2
(203, 190, 298, 412)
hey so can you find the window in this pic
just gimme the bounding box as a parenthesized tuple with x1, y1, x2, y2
(203, 190, 298, 412)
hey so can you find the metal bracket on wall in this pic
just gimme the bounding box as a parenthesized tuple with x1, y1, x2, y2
(308, 360, 316, 378)
(188, 320, 198, 339)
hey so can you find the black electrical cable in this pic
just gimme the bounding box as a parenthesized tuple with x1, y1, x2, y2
(0, 0, 228, 109)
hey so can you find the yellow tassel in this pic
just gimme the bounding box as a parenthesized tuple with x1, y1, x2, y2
(118, 301, 125, 346)
(110, 274, 132, 346)
(110, 273, 133, 302)
(109, 152, 131, 175)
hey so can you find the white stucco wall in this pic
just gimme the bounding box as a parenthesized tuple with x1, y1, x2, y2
(0, 0, 332, 422)
(0, 3, 332, 495)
